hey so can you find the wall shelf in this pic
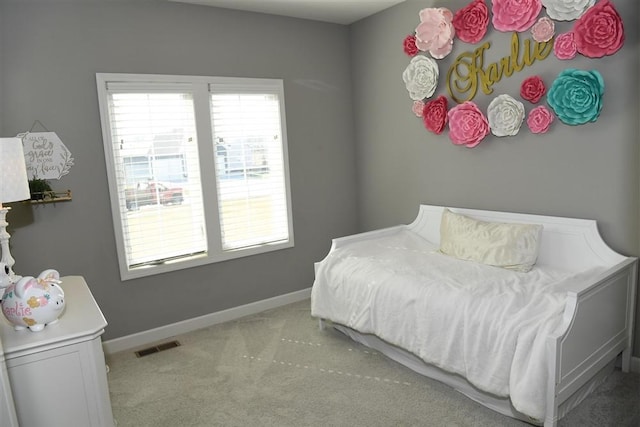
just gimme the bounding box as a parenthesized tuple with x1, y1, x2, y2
(29, 190, 72, 205)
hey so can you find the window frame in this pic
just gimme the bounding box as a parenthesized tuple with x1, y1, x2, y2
(96, 73, 294, 280)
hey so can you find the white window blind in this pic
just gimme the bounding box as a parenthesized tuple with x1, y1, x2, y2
(106, 91, 207, 268)
(210, 92, 290, 250)
(97, 74, 293, 280)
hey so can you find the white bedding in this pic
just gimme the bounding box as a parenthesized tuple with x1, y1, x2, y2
(311, 230, 604, 421)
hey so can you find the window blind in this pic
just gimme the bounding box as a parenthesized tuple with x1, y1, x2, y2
(98, 73, 294, 279)
(210, 92, 290, 250)
(106, 91, 207, 267)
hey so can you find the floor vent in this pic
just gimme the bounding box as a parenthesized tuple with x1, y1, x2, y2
(135, 340, 181, 358)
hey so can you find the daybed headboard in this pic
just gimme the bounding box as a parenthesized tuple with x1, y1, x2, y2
(407, 205, 628, 272)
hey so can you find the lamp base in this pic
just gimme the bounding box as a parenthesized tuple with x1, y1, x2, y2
(0, 207, 21, 292)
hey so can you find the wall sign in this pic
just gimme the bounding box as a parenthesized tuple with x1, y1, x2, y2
(446, 33, 553, 103)
(18, 132, 74, 180)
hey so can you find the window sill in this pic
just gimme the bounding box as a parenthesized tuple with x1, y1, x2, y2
(119, 239, 294, 281)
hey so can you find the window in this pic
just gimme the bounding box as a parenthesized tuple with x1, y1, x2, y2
(96, 74, 293, 280)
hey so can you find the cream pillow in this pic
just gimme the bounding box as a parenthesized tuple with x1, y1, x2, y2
(439, 209, 543, 272)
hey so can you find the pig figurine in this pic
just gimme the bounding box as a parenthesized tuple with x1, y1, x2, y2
(1, 269, 65, 332)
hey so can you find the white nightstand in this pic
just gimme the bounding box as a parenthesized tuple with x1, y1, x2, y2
(0, 276, 115, 427)
(0, 337, 19, 427)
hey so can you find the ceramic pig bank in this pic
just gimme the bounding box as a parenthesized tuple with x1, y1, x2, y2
(1, 269, 65, 332)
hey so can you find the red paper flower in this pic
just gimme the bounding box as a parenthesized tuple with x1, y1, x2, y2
(422, 96, 448, 134)
(447, 101, 489, 148)
(403, 35, 419, 57)
(520, 76, 546, 104)
(491, 0, 542, 32)
(527, 106, 554, 134)
(574, 0, 624, 58)
(453, 0, 489, 44)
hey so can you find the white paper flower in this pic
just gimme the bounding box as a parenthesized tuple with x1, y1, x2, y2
(487, 94, 525, 137)
(402, 55, 439, 101)
(541, 0, 595, 21)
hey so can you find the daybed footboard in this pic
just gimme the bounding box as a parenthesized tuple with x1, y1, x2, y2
(544, 258, 638, 426)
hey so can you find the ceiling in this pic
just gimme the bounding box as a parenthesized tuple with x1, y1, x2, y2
(168, 0, 406, 25)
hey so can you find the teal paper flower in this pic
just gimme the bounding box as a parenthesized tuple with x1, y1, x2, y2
(546, 69, 604, 125)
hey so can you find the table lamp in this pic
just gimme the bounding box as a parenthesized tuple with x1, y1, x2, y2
(0, 138, 30, 294)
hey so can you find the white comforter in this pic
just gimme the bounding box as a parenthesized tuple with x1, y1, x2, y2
(311, 230, 598, 421)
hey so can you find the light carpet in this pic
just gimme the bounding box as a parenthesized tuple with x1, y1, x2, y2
(106, 299, 640, 427)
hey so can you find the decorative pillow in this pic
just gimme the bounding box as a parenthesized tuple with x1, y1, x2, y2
(439, 209, 543, 272)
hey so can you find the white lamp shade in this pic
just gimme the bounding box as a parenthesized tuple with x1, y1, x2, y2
(0, 137, 30, 203)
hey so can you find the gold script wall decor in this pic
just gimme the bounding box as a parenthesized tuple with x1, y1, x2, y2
(446, 33, 553, 104)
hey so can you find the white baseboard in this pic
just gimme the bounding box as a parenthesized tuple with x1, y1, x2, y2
(102, 287, 312, 355)
(632, 356, 640, 374)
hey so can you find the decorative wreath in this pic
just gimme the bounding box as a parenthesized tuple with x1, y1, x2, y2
(402, 0, 624, 148)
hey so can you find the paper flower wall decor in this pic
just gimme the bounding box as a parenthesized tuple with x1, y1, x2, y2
(400, 0, 625, 145)
(520, 76, 546, 103)
(573, 0, 624, 58)
(403, 35, 419, 57)
(553, 32, 577, 60)
(531, 17, 555, 42)
(546, 69, 605, 125)
(403, 55, 439, 101)
(527, 106, 554, 134)
(448, 101, 489, 147)
(415, 7, 456, 59)
(452, 0, 489, 44)
(491, 0, 542, 32)
(541, 0, 595, 21)
(487, 94, 525, 137)
(423, 95, 449, 135)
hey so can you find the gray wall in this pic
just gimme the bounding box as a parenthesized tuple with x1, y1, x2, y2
(0, 1, 3, 132)
(350, 0, 640, 355)
(0, 0, 358, 339)
(2, 0, 639, 358)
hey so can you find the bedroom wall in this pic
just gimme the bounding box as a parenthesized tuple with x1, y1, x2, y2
(350, 0, 640, 357)
(0, 0, 358, 339)
(0, 1, 4, 132)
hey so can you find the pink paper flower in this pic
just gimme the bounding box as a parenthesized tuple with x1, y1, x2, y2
(574, 0, 624, 58)
(447, 101, 489, 148)
(491, 0, 542, 32)
(554, 32, 577, 60)
(453, 0, 489, 44)
(531, 17, 555, 42)
(423, 96, 449, 134)
(527, 106, 554, 134)
(403, 35, 419, 57)
(520, 76, 546, 104)
(415, 7, 456, 59)
(412, 100, 425, 117)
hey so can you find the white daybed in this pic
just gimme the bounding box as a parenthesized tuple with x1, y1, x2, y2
(311, 205, 637, 427)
